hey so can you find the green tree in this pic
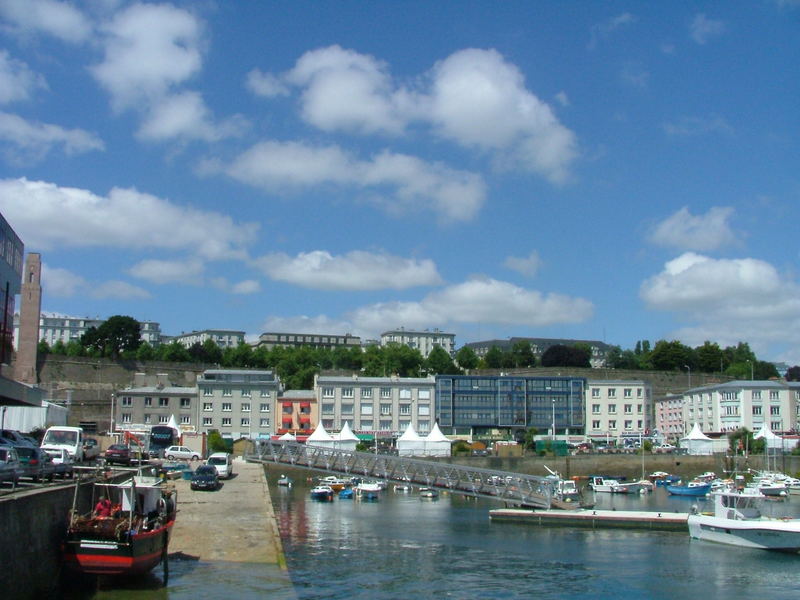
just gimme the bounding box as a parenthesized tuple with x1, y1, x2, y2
(157, 341, 191, 362)
(523, 427, 539, 449)
(37, 340, 50, 355)
(695, 341, 725, 373)
(455, 346, 479, 371)
(728, 427, 765, 455)
(80, 315, 142, 358)
(65, 340, 85, 357)
(483, 346, 504, 369)
(511, 340, 536, 368)
(135, 342, 156, 361)
(786, 366, 800, 382)
(207, 430, 228, 453)
(754, 360, 779, 380)
(425, 346, 460, 375)
(541, 344, 590, 368)
(648, 340, 695, 371)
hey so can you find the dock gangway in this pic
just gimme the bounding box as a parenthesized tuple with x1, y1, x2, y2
(245, 440, 555, 509)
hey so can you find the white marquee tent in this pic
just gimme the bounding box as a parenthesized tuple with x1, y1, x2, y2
(754, 423, 785, 451)
(333, 421, 359, 452)
(306, 422, 335, 449)
(396, 423, 424, 456)
(680, 423, 714, 456)
(422, 422, 452, 457)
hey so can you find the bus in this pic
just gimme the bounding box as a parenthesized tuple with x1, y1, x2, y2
(149, 425, 178, 458)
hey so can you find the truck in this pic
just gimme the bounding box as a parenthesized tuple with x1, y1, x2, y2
(40, 426, 85, 462)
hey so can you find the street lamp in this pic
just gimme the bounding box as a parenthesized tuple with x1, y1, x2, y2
(684, 365, 691, 388)
(746, 359, 754, 381)
(551, 398, 556, 441)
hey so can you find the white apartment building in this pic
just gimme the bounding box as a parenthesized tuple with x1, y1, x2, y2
(115, 384, 197, 433)
(682, 381, 800, 435)
(171, 329, 245, 349)
(381, 327, 455, 358)
(197, 369, 281, 439)
(315, 374, 436, 436)
(13, 313, 162, 349)
(585, 380, 653, 443)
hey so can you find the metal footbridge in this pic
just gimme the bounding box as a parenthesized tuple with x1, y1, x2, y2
(245, 440, 556, 509)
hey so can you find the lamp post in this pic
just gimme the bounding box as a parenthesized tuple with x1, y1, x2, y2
(684, 365, 691, 388)
(551, 398, 556, 441)
(747, 359, 754, 380)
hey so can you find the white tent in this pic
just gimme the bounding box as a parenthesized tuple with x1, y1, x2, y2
(306, 422, 335, 449)
(167, 414, 180, 434)
(396, 423, 424, 456)
(754, 423, 785, 451)
(278, 431, 296, 441)
(333, 421, 359, 452)
(422, 423, 452, 457)
(680, 423, 714, 455)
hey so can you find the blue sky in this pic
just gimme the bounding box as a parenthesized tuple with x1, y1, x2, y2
(1, 1, 799, 363)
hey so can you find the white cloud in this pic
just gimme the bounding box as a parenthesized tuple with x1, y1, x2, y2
(0, 51, 47, 104)
(286, 45, 406, 135)
(588, 12, 636, 49)
(504, 251, 542, 278)
(554, 91, 570, 107)
(137, 91, 247, 142)
(42, 263, 150, 299)
(267, 46, 577, 183)
(257, 314, 356, 337)
(0, 177, 258, 259)
(0, 112, 104, 163)
(348, 276, 593, 333)
(90, 3, 204, 111)
(641, 253, 800, 361)
(690, 14, 725, 45)
(663, 115, 733, 137)
(224, 140, 486, 222)
(128, 258, 204, 286)
(246, 68, 289, 98)
(231, 279, 261, 295)
(252, 250, 442, 291)
(0, 0, 92, 43)
(648, 206, 736, 252)
(425, 49, 577, 183)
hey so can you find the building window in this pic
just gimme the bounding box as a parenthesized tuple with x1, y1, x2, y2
(260, 403, 270, 413)
(771, 421, 782, 431)
(121, 414, 131, 423)
(241, 418, 250, 427)
(419, 390, 431, 400)
(637, 389, 643, 398)
(592, 420, 600, 429)
(770, 406, 781, 416)
(752, 391, 762, 400)
(222, 402, 232, 412)
(592, 404, 601, 414)
(608, 388, 616, 398)
(203, 402, 212, 411)
(361, 388, 373, 399)
(342, 388, 354, 399)
(770, 391, 780, 400)
(608, 404, 616, 414)
(222, 418, 231, 427)
(322, 403, 335, 414)
(380, 403, 392, 415)
(418, 404, 430, 416)
(180, 398, 191, 409)
(203, 387, 212, 396)
(180, 415, 191, 425)
(321, 387, 334, 398)
(260, 389, 270, 398)
(608, 420, 616, 430)
(157, 415, 168, 424)
(341, 403, 354, 415)
(241, 403, 251, 412)
(223, 388, 232, 397)
(143, 397, 152, 406)
(159, 397, 169, 407)
(753, 406, 762, 416)
(400, 389, 411, 399)
(361, 404, 373, 415)
(242, 389, 251, 397)
(360, 419, 373, 430)
(624, 404, 632, 415)
(121, 397, 132, 407)
(624, 420, 632, 430)
(381, 388, 392, 398)
(144, 414, 151, 424)
(624, 389, 632, 398)
(260, 418, 270, 427)
(637, 404, 642, 414)
(379, 419, 392, 430)
(203, 417, 212, 426)
(591, 388, 600, 398)
(399, 404, 411, 415)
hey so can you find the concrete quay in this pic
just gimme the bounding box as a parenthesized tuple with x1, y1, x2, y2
(169, 459, 286, 567)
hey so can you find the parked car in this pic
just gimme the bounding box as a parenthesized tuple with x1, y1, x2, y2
(190, 465, 219, 491)
(655, 443, 676, 453)
(164, 446, 200, 461)
(82, 438, 101, 461)
(207, 452, 233, 479)
(0, 430, 36, 448)
(16, 447, 56, 482)
(44, 447, 75, 479)
(0, 445, 21, 486)
(104, 444, 132, 465)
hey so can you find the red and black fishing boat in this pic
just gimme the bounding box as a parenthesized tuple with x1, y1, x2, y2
(62, 469, 177, 579)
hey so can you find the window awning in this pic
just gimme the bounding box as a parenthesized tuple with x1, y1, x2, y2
(282, 417, 293, 424)
(299, 401, 311, 408)
(281, 401, 293, 408)
(299, 415, 311, 423)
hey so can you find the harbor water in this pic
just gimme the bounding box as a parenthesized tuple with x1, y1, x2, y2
(65, 468, 800, 599)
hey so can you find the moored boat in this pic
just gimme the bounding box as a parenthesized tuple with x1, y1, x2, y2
(62, 470, 177, 579)
(419, 487, 439, 499)
(310, 484, 335, 501)
(589, 476, 648, 494)
(688, 489, 800, 551)
(666, 481, 711, 497)
(339, 487, 354, 499)
(277, 474, 293, 487)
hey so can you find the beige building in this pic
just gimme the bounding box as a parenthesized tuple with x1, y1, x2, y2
(254, 331, 361, 351)
(585, 380, 653, 443)
(315, 374, 436, 436)
(170, 329, 245, 349)
(381, 327, 455, 358)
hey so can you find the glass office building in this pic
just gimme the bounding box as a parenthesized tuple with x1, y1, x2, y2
(435, 375, 586, 439)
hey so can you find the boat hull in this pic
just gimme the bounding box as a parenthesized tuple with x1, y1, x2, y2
(667, 484, 711, 497)
(62, 520, 174, 576)
(688, 515, 800, 551)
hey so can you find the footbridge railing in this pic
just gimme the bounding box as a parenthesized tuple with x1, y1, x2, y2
(245, 440, 554, 509)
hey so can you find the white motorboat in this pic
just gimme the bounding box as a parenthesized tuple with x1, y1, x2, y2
(589, 476, 648, 494)
(418, 487, 439, 499)
(688, 489, 800, 551)
(310, 484, 335, 501)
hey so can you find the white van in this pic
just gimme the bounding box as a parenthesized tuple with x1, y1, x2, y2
(207, 452, 233, 479)
(40, 426, 84, 462)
